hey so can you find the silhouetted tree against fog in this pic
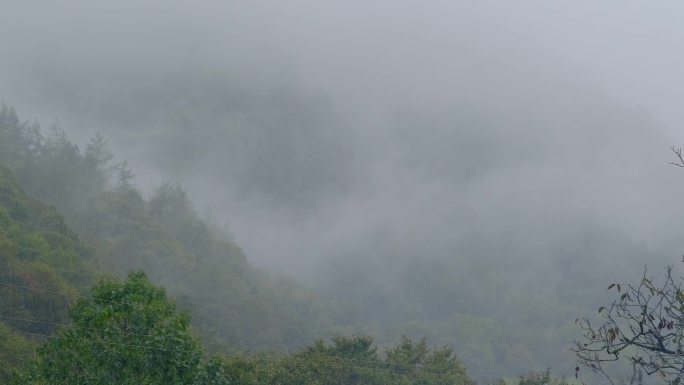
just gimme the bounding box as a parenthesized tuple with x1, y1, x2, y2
(574, 266, 684, 384)
(573, 148, 684, 385)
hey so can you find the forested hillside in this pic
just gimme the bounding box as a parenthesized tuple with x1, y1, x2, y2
(0, 104, 493, 385)
(0, 160, 103, 380)
(0, 103, 649, 381)
(0, 104, 330, 355)
(313, 224, 656, 376)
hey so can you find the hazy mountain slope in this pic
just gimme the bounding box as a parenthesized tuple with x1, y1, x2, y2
(0, 104, 331, 352)
(0, 94, 675, 378)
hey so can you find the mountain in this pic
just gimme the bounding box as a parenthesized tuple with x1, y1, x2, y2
(0, 104, 331, 358)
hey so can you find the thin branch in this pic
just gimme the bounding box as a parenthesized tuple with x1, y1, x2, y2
(669, 146, 684, 167)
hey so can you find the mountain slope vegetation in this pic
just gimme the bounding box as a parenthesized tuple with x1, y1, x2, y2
(0, 162, 95, 381)
(12, 271, 475, 385)
(0, 104, 330, 354)
(0, 103, 619, 381)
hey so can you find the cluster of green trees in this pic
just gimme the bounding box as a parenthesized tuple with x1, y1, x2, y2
(7, 269, 572, 385)
(10, 271, 474, 385)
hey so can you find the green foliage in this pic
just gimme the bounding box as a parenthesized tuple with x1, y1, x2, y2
(18, 272, 204, 385)
(198, 354, 282, 385)
(385, 336, 472, 385)
(283, 335, 383, 385)
(0, 163, 94, 343)
(5, 270, 474, 385)
(0, 321, 36, 384)
(201, 335, 474, 385)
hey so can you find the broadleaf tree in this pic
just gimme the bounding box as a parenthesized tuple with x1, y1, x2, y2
(17, 271, 204, 385)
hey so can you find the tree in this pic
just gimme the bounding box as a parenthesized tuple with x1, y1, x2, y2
(284, 335, 386, 385)
(84, 132, 114, 169)
(573, 149, 684, 385)
(516, 370, 570, 385)
(573, 266, 684, 384)
(115, 159, 136, 191)
(18, 271, 204, 385)
(385, 336, 473, 385)
(265, 335, 473, 385)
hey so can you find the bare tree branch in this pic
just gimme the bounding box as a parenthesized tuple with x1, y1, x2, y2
(573, 266, 684, 383)
(668, 146, 684, 168)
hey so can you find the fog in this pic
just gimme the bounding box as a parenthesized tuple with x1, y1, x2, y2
(3, 0, 684, 377)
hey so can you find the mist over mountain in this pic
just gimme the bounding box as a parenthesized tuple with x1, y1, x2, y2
(3, 0, 684, 380)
